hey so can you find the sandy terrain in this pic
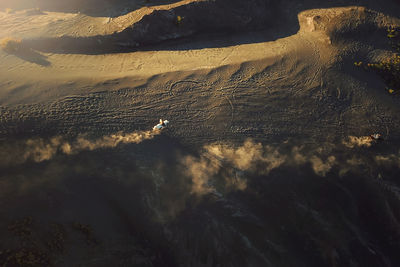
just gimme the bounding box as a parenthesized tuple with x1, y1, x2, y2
(1, 0, 400, 266)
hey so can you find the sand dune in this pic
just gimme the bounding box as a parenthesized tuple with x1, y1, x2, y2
(0, 5, 399, 143)
(1, 6, 392, 102)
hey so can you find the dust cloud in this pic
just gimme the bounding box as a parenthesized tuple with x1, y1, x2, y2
(181, 137, 399, 195)
(182, 156, 219, 194)
(182, 139, 342, 195)
(204, 140, 286, 174)
(20, 130, 159, 163)
(375, 152, 400, 167)
(2, 134, 396, 199)
(310, 155, 336, 176)
(343, 135, 374, 148)
(182, 139, 287, 195)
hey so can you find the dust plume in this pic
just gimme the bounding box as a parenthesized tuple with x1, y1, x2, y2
(182, 138, 389, 195)
(204, 140, 286, 174)
(310, 155, 336, 176)
(187, 139, 287, 195)
(375, 152, 400, 167)
(183, 155, 220, 195)
(22, 130, 159, 163)
(338, 157, 364, 176)
(182, 139, 337, 195)
(24, 136, 63, 162)
(343, 136, 374, 148)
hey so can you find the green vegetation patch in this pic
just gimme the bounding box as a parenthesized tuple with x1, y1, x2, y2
(354, 26, 400, 94)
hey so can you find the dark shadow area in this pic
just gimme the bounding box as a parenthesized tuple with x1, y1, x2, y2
(23, 28, 296, 55)
(1, 134, 400, 266)
(20, 0, 400, 55)
(0, 0, 181, 17)
(5, 45, 51, 66)
(0, 136, 182, 266)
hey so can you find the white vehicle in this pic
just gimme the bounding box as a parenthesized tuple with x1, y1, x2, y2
(370, 133, 382, 141)
(153, 119, 169, 131)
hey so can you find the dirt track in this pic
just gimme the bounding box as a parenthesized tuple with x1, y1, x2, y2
(0, 7, 399, 145)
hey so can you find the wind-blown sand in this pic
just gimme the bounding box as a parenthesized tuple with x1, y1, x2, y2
(1, 0, 400, 266)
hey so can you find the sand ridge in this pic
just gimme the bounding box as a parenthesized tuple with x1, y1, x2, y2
(0, 5, 347, 104)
